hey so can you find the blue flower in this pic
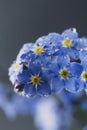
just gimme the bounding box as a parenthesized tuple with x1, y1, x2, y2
(36, 32, 61, 55)
(18, 33, 61, 66)
(16, 62, 51, 97)
(17, 43, 34, 62)
(78, 57, 87, 92)
(57, 28, 80, 59)
(34, 96, 72, 130)
(8, 61, 23, 85)
(76, 37, 87, 50)
(17, 42, 51, 67)
(51, 57, 83, 93)
(62, 28, 78, 39)
(79, 49, 87, 62)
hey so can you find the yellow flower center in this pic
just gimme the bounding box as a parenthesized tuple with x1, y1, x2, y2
(60, 69, 70, 79)
(14, 63, 19, 70)
(62, 39, 73, 48)
(31, 75, 41, 86)
(81, 71, 87, 81)
(33, 46, 44, 54)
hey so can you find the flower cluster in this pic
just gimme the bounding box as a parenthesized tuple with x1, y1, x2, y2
(8, 28, 87, 97)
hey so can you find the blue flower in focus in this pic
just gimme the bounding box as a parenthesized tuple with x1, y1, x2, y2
(51, 57, 83, 93)
(16, 62, 51, 97)
(17, 42, 51, 66)
(8, 61, 23, 85)
(16, 43, 34, 62)
(79, 49, 87, 61)
(57, 28, 80, 59)
(36, 32, 61, 55)
(78, 57, 87, 92)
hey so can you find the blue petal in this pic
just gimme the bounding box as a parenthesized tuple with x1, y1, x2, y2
(57, 55, 70, 69)
(17, 43, 33, 60)
(29, 62, 42, 75)
(24, 84, 36, 97)
(62, 28, 78, 39)
(79, 50, 87, 61)
(68, 48, 79, 59)
(36, 35, 49, 45)
(17, 70, 30, 84)
(65, 78, 82, 93)
(81, 81, 87, 92)
(81, 57, 87, 69)
(52, 78, 64, 93)
(48, 32, 62, 46)
(37, 82, 51, 96)
(48, 63, 58, 76)
(70, 62, 83, 77)
(78, 38, 87, 49)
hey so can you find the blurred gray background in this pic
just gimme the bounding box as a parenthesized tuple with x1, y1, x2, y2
(0, 0, 87, 130)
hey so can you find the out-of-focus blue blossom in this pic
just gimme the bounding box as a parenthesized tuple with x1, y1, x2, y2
(81, 100, 87, 111)
(0, 83, 8, 107)
(0, 84, 18, 119)
(83, 125, 87, 130)
(0, 83, 39, 119)
(34, 96, 72, 130)
(59, 90, 83, 113)
(83, 126, 87, 130)
(5, 94, 39, 119)
(1, 82, 87, 130)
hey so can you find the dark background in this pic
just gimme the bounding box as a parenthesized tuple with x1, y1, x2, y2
(0, 0, 87, 130)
